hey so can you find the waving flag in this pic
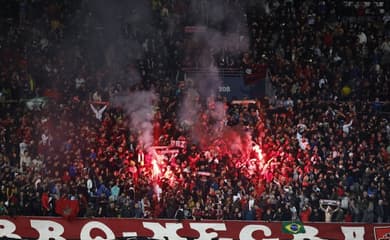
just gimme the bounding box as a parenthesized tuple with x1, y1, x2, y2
(282, 221, 305, 234)
(55, 198, 79, 219)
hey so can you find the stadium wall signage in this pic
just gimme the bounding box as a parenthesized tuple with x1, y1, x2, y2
(0, 217, 389, 240)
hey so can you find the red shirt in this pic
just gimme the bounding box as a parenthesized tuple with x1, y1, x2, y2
(41, 192, 50, 211)
(344, 213, 353, 222)
(300, 208, 311, 222)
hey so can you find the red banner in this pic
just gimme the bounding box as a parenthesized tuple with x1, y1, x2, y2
(0, 216, 389, 240)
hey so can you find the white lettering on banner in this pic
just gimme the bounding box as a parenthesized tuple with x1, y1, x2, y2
(143, 222, 186, 240)
(341, 226, 365, 240)
(0, 218, 379, 240)
(239, 225, 278, 240)
(80, 221, 115, 240)
(219, 86, 231, 92)
(293, 226, 325, 240)
(170, 140, 187, 148)
(122, 232, 138, 238)
(0, 219, 21, 239)
(189, 223, 231, 240)
(30, 220, 65, 240)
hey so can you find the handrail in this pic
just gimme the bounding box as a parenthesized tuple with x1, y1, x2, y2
(181, 67, 243, 77)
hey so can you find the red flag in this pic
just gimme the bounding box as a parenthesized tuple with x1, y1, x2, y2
(55, 198, 80, 219)
(41, 192, 50, 213)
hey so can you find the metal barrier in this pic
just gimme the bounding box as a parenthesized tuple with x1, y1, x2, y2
(181, 67, 243, 78)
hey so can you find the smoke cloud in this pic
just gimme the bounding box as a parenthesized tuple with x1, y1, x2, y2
(80, 1, 158, 149)
(111, 91, 158, 149)
(179, 0, 250, 147)
(179, 88, 201, 127)
(66, 0, 156, 88)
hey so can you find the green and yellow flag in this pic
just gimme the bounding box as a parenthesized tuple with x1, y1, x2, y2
(282, 221, 305, 234)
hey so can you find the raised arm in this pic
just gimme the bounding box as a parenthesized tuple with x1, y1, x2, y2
(344, 119, 353, 128)
(90, 104, 98, 115)
(98, 104, 108, 115)
(319, 202, 326, 212)
(330, 204, 340, 214)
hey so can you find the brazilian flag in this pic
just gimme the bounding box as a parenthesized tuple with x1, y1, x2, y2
(282, 221, 305, 234)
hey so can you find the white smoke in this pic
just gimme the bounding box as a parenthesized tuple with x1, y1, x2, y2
(179, 87, 201, 128)
(178, 25, 249, 144)
(111, 91, 158, 149)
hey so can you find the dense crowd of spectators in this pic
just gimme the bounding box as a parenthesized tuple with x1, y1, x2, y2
(0, 0, 389, 224)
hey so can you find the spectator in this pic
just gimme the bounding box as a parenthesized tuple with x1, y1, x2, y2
(0, 0, 388, 224)
(300, 205, 311, 222)
(320, 201, 340, 223)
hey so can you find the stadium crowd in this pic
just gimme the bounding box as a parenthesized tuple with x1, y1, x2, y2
(0, 0, 389, 224)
